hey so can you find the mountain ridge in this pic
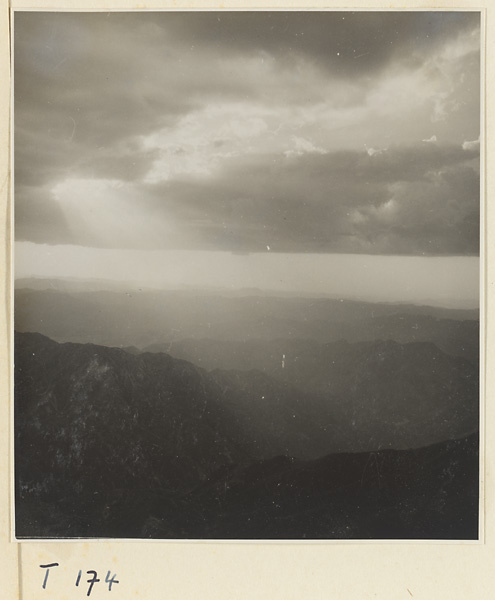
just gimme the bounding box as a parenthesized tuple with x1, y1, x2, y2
(15, 332, 479, 539)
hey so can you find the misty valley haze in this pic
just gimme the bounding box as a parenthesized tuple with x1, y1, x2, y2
(13, 11, 481, 539)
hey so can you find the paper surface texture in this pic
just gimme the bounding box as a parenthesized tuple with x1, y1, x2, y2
(1, 2, 493, 599)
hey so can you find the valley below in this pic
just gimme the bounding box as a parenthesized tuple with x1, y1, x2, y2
(14, 282, 480, 539)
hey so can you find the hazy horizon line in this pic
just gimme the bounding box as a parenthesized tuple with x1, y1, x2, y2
(14, 274, 480, 311)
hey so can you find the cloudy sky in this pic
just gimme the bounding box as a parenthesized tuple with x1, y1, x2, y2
(14, 11, 481, 303)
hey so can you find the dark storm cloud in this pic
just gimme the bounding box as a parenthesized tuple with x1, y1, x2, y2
(15, 186, 72, 245)
(137, 142, 479, 255)
(14, 11, 256, 188)
(15, 137, 479, 255)
(14, 11, 480, 256)
(14, 10, 480, 189)
(161, 11, 480, 76)
(345, 164, 480, 255)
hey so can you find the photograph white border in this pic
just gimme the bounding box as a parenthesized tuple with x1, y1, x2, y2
(2, 2, 493, 598)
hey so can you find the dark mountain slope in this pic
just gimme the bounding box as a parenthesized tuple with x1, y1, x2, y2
(15, 332, 252, 534)
(14, 332, 341, 537)
(160, 337, 479, 450)
(14, 332, 344, 469)
(166, 433, 479, 540)
(15, 333, 479, 539)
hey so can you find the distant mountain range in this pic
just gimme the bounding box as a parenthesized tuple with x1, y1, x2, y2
(15, 287, 479, 362)
(151, 334, 479, 388)
(14, 277, 480, 309)
(15, 332, 479, 539)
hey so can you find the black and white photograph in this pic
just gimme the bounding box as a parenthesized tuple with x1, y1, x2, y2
(13, 10, 481, 540)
